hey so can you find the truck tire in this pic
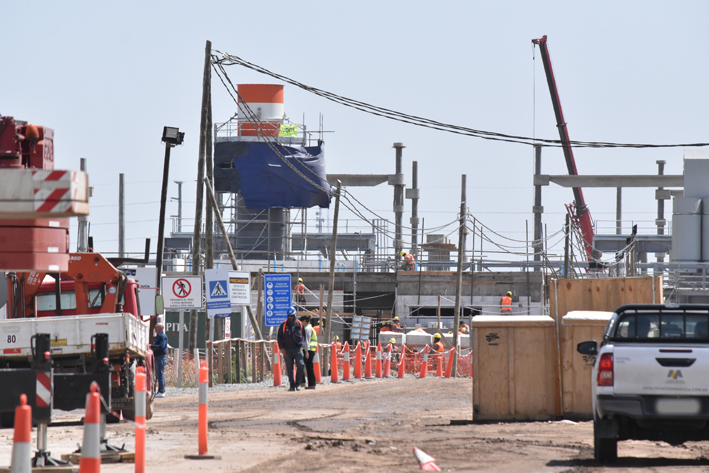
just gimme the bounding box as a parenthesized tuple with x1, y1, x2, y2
(594, 421, 618, 464)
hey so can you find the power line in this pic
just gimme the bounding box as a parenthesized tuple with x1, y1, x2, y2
(213, 51, 709, 150)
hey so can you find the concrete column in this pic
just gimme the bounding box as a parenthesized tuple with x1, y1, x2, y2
(393, 143, 406, 264)
(408, 161, 420, 259)
(533, 146, 543, 270)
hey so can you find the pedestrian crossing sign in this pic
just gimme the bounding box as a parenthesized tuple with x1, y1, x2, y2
(209, 280, 228, 298)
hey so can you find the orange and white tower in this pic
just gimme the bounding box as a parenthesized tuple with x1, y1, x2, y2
(237, 84, 285, 138)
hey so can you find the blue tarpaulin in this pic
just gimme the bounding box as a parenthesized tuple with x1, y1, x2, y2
(214, 141, 330, 209)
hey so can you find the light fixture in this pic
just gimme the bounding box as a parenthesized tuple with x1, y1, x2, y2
(162, 126, 184, 146)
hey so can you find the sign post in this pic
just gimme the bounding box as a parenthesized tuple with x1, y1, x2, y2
(264, 274, 292, 327)
(162, 276, 203, 388)
(205, 268, 231, 319)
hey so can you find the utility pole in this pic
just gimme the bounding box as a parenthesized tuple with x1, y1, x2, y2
(564, 214, 570, 278)
(118, 173, 125, 257)
(204, 62, 214, 349)
(171, 181, 184, 233)
(77, 158, 89, 252)
(189, 39, 211, 353)
(533, 145, 543, 271)
(325, 181, 342, 347)
(452, 174, 466, 376)
(393, 143, 405, 265)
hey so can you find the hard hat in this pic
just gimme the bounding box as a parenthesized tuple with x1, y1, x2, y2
(506, 291, 512, 296)
(393, 316, 399, 321)
(434, 333, 442, 339)
(334, 336, 339, 341)
(400, 251, 406, 256)
(448, 331, 453, 334)
(389, 338, 396, 344)
(286, 307, 296, 316)
(298, 278, 303, 282)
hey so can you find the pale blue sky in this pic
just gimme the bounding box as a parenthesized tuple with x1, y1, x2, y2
(4, 2, 708, 263)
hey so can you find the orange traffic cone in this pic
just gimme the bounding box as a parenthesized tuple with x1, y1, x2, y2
(375, 342, 383, 378)
(436, 354, 443, 377)
(10, 394, 31, 473)
(135, 367, 146, 473)
(79, 382, 101, 473)
(198, 361, 208, 455)
(364, 345, 373, 379)
(445, 349, 455, 379)
(413, 447, 441, 471)
(383, 344, 392, 377)
(272, 342, 283, 387)
(419, 346, 429, 379)
(313, 344, 322, 383)
(354, 342, 362, 379)
(342, 341, 351, 381)
(398, 348, 406, 379)
(330, 342, 339, 383)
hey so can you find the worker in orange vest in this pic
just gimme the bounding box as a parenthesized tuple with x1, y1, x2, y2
(431, 333, 444, 356)
(459, 321, 470, 334)
(501, 291, 513, 313)
(380, 320, 391, 332)
(294, 278, 306, 304)
(333, 335, 342, 352)
(391, 316, 403, 332)
(389, 337, 400, 362)
(400, 250, 415, 271)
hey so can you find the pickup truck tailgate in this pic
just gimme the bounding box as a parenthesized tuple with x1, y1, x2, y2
(0, 313, 149, 358)
(613, 345, 709, 395)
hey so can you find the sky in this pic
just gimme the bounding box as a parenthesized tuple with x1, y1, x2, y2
(4, 1, 709, 266)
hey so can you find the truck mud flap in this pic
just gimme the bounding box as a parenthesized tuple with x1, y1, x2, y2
(0, 368, 52, 423)
(53, 372, 111, 413)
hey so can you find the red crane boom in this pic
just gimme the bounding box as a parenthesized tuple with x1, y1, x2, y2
(532, 35, 598, 262)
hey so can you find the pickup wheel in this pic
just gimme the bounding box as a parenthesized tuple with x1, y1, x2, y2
(594, 420, 618, 464)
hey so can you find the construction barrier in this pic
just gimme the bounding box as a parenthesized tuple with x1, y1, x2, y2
(135, 367, 146, 473)
(10, 394, 31, 473)
(79, 382, 101, 473)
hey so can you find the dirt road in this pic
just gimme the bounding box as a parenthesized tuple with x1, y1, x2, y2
(3, 378, 709, 472)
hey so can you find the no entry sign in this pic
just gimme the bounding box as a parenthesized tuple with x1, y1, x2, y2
(162, 276, 203, 310)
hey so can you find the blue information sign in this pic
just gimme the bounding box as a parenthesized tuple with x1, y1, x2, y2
(264, 274, 292, 327)
(205, 268, 231, 319)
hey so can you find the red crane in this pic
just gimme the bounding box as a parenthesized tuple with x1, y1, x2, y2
(532, 35, 598, 263)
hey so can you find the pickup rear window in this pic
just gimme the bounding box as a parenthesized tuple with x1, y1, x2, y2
(612, 313, 709, 341)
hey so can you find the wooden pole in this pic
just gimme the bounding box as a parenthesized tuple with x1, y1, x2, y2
(325, 182, 342, 347)
(452, 174, 466, 376)
(437, 295, 441, 331)
(189, 39, 211, 353)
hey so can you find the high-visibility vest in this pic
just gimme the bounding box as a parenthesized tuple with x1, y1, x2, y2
(460, 324, 470, 334)
(305, 323, 318, 350)
(432, 341, 444, 354)
(501, 296, 512, 312)
(295, 283, 306, 294)
(403, 253, 415, 268)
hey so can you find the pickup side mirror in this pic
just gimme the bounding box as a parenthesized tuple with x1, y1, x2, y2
(577, 340, 598, 356)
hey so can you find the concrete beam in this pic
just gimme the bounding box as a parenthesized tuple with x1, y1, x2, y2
(534, 175, 684, 188)
(326, 174, 389, 187)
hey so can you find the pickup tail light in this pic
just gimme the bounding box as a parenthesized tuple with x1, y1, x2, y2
(597, 353, 614, 386)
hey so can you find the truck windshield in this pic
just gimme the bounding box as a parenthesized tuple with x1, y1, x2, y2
(613, 313, 709, 341)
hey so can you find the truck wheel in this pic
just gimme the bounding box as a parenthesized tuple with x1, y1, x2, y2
(594, 420, 618, 463)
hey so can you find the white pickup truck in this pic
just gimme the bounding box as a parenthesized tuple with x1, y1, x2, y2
(578, 304, 709, 463)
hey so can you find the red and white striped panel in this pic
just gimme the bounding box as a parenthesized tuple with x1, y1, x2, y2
(36, 372, 51, 408)
(237, 84, 284, 137)
(0, 169, 89, 218)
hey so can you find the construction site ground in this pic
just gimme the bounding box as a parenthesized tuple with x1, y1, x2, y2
(4, 378, 709, 472)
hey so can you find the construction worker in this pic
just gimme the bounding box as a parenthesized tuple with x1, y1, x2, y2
(333, 335, 342, 352)
(459, 320, 470, 334)
(391, 316, 403, 332)
(277, 307, 305, 391)
(389, 337, 399, 362)
(400, 250, 415, 271)
(294, 278, 307, 304)
(431, 333, 445, 356)
(300, 314, 317, 390)
(380, 320, 391, 332)
(313, 318, 323, 335)
(501, 291, 513, 313)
